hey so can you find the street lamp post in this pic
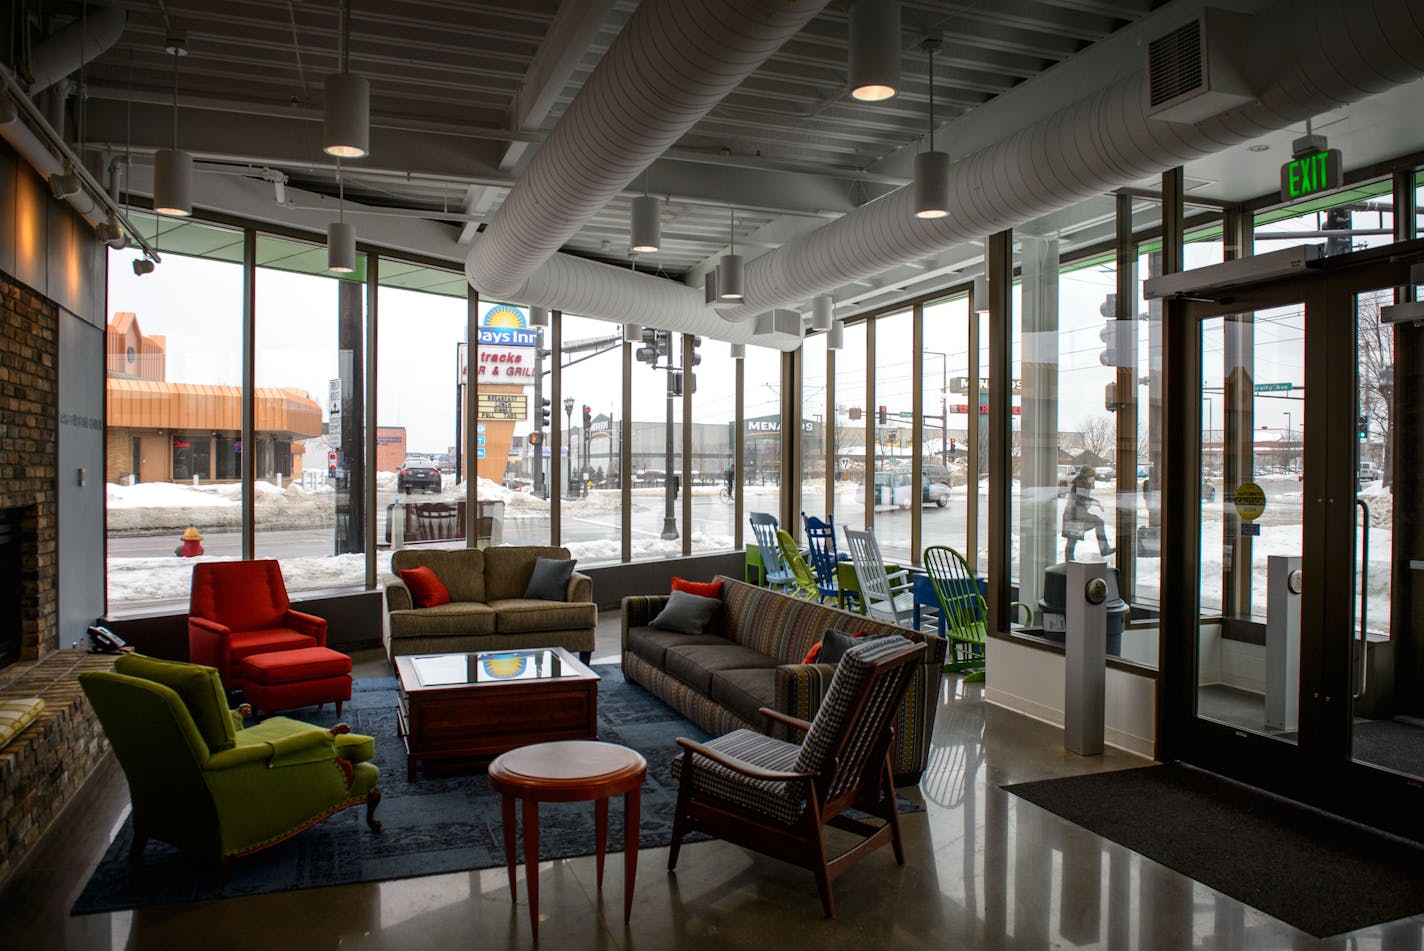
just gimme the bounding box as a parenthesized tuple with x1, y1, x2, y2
(563, 396, 575, 493)
(1284, 410, 1293, 473)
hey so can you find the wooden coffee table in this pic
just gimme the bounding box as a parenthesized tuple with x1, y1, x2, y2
(394, 647, 599, 781)
(488, 740, 647, 940)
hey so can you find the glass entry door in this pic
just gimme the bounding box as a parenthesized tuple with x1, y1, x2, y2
(1163, 241, 1424, 841)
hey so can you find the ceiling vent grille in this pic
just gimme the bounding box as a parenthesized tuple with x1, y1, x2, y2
(1144, 9, 1253, 124)
(1148, 19, 1203, 108)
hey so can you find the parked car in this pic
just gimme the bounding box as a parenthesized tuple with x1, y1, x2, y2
(397, 461, 441, 494)
(855, 468, 950, 508)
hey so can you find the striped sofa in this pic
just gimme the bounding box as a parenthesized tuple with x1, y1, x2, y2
(621, 575, 946, 786)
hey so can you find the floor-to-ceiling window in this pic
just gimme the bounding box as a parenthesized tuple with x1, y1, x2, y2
(922, 294, 971, 559)
(558, 312, 625, 563)
(375, 261, 467, 555)
(741, 343, 781, 525)
(253, 235, 363, 593)
(104, 217, 244, 608)
(872, 310, 913, 561)
(835, 321, 869, 530)
(800, 332, 829, 525)
(690, 339, 736, 553)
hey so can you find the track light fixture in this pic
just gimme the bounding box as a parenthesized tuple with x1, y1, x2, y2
(324, 0, 369, 158)
(98, 220, 128, 248)
(529, 305, 549, 328)
(719, 207, 743, 300)
(849, 0, 900, 102)
(812, 294, 834, 331)
(132, 257, 156, 276)
(154, 37, 192, 217)
(827, 319, 845, 350)
(914, 36, 949, 219)
(49, 165, 81, 199)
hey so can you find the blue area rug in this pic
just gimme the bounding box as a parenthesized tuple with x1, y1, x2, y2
(72, 666, 712, 913)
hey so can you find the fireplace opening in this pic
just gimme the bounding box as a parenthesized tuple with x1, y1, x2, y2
(0, 507, 22, 669)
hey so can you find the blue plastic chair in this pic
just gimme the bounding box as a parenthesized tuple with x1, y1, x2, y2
(748, 512, 796, 592)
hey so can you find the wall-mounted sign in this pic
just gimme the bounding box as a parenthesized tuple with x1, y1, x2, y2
(478, 393, 528, 421)
(1279, 149, 1342, 202)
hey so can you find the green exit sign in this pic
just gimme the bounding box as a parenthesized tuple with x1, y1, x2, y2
(1280, 149, 1343, 202)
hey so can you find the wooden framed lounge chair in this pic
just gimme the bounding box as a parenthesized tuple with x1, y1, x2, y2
(843, 528, 916, 626)
(668, 635, 927, 917)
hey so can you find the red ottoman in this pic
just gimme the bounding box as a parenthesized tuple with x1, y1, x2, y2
(237, 646, 353, 718)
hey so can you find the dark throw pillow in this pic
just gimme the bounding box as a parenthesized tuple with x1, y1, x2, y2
(648, 590, 721, 635)
(671, 576, 724, 599)
(524, 557, 577, 601)
(399, 565, 451, 608)
(818, 628, 867, 665)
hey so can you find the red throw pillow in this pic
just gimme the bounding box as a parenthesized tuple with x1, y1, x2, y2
(802, 642, 824, 664)
(672, 577, 723, 599)
(399, 566, 451, 608)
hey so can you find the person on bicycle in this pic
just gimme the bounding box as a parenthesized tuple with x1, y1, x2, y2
(723, 460, 735, 500)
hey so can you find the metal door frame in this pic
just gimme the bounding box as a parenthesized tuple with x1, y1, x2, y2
(1159, 238, 1424, 841)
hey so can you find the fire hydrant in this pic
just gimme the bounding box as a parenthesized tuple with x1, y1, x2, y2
(175, 526, 205, 557)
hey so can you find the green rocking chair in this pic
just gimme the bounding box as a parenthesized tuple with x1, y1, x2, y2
(776, 529, 822, 600)
(922, 546, 994, 682)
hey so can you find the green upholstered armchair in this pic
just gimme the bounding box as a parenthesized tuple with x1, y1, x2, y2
(80, 653, 381, 877)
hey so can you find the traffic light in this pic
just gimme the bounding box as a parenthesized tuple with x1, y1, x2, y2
(538, 397, 551, 429)
(582, 404, 592, 429)
(878, 405, 888, 425)
(949, 438, 957, 457)
(528, 432, 543, 446)
(1358, 414, 1368, 439)
(689, 335, 702, 367)
(635, 327, 667, 365)
(1099, 317, 1135, 368)
(670, 371, 697, 397)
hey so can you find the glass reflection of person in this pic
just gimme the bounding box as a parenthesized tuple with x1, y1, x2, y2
(1062, 466, 1113, 560)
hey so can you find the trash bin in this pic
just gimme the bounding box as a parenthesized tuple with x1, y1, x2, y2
(1038, 562, 1129, 655)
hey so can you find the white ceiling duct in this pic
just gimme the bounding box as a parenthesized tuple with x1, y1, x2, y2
(24, 7, 127, 95)
(497, 247, 801, 349)
(708, 0, 1424, 319)
(464, 0, 829, 300)
(488, 0, 1424, 346)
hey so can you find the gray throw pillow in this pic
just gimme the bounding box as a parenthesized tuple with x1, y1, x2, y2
(524, 557, 577, 601)
(648, 590, 721, 634)
(818, 628, 864, 665)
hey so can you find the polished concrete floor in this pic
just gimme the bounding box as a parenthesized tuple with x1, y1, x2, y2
(5, 616, 1423, 950)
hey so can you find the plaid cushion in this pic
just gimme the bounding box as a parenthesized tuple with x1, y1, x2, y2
(671, 729, 806, 826)
(793, 635, 913, 776)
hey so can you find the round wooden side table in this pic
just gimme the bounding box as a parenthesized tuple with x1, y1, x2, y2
(487, 740, 648, 940)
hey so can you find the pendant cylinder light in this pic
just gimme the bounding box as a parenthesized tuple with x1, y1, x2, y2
(327, 220, 355, 273)
(324, 71, 370, 158)
(913, 36, 949, 219)
(812, 294, 834, 331)
(154, 148, 193, 216)
(972, 274, 989, 314)
(827, 319, 845, 350)
(849, 0, 900, 102)
(630, 194, 660, 253)
(623, 322, 642, 344)
(155, 39, 192, 217)
(529, 305, 550, 327)
(729, 343, 746, 360)
(719, 207, 743, 300)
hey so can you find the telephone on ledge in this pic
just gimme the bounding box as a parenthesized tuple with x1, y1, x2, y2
(86, 625, 130, 654)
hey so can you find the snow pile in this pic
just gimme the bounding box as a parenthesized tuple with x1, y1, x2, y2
(108, 550, 396, 604)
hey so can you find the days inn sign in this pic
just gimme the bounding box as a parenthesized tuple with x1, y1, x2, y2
(1279, 148, 1343, 203)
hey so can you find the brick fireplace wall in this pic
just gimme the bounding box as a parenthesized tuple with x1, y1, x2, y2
(0, 271, 59, 660)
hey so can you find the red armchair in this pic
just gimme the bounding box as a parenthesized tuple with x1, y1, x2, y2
(188, 560, 326, 689)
